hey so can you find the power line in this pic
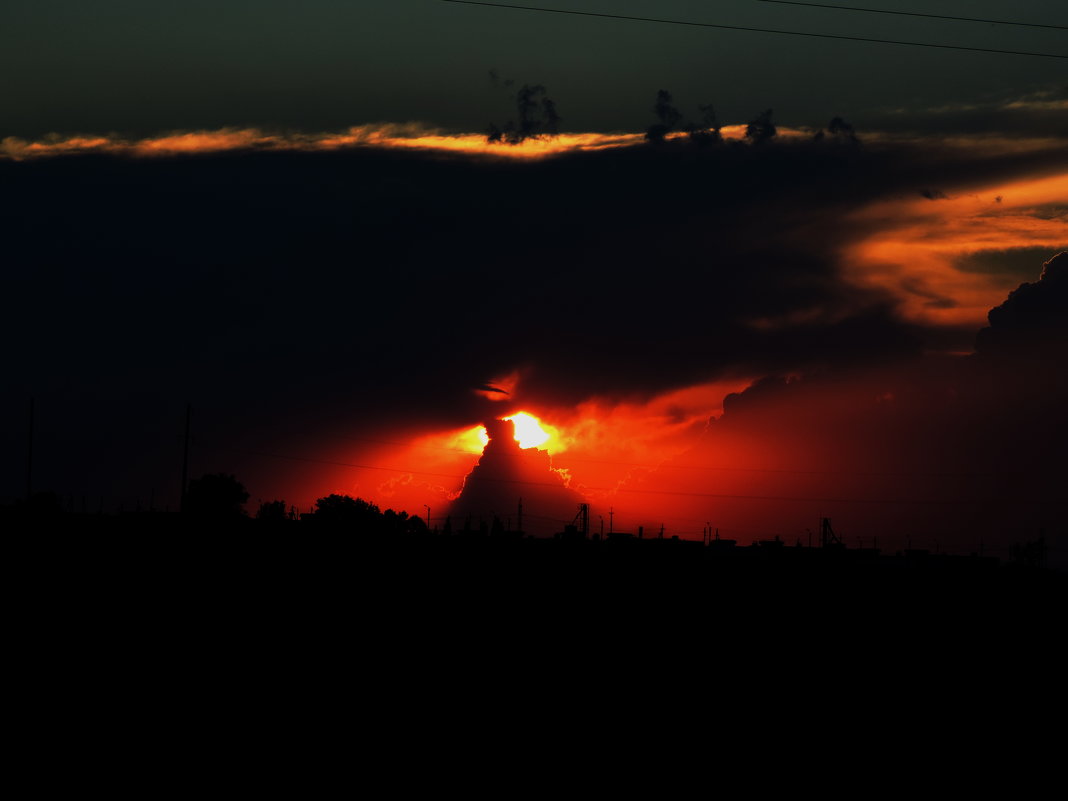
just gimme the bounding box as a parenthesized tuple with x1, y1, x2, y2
(755, 1, 1068, 32)
(547, 452, 1061, 480)
(213, 445, 467, 482)
(287, 422, 1065, 479)
(300, 425, 1066, 480)
(210, 444, 1061, 507)
(440, 0, 1068, 59)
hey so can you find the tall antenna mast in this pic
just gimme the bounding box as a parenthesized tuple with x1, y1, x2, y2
(26, 397, 35, 501)
(820, 517, 842, 548)
(180, 403, 191, 513)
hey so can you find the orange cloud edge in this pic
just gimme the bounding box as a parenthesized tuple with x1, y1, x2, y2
(0, 123, 819, 161)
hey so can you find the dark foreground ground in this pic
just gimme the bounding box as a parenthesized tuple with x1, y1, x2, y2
(7, 511, 1063, 613)
(6, 512, 1063, 790)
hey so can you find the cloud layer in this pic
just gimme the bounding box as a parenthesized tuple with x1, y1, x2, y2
(2, 130, 1066, 545)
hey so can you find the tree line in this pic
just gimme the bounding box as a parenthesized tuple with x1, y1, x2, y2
(486, 80, 859, 147)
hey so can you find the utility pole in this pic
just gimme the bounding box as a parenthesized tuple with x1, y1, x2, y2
(26, 397, 34, 501)
(609, 507, 614, 535)
(424, 504, 431, 532)
(517, 497, 523, 534)
(180, 403, 191, 513)
(820, 517, 841, 548)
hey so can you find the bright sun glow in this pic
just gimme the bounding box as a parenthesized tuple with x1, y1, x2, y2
(447, 425, 490, 454)
(503, 412, 552, 449)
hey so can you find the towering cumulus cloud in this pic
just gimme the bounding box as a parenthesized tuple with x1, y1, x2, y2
(447, 419, 583, 535)
(977, 252, 1068, 358)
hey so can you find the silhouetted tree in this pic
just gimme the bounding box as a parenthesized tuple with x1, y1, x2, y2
(745, 109, 777, 144)
(646, 89, 682, 144)
(1011, 536, 1047, 567)
(379, 509, 430, 536)
(814, 116, 859, 145)
(256, 499, 288, 523)
(313, 493, 380, 528)
(185, 473, 249, 518)
(687, 103, 722, 146)
(487, 83, 562, 144)
(541, 96, 561, 135)
(515, 84, 542, 138)
(382, 507, 406, 528)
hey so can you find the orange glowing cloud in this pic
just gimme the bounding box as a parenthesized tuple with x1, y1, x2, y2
(844, 168, 1068, 330)
(0, 123, 811, 162)
(444, 425, 491, 455)
(0, 129, 287, 159)
(0, 125, 646, 161)
(516, 379, 754, 500)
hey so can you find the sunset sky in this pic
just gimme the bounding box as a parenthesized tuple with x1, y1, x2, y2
(3, 1, 1066, 558)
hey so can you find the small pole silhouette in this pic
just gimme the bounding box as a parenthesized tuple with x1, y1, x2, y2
(180, 403, 191, 513)
(26, 397, 34, 501)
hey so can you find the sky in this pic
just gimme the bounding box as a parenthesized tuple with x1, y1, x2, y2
(3, 1, 1067, 560)
(3, 0, 1065, 137)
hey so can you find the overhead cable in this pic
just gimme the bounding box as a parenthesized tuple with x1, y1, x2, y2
(440, 1, 1068, 59)
(756, 1, 1068, 32)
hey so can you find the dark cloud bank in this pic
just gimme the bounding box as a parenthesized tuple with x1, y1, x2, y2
(2, 134, 1066, 554)
(626, 251, 1067, 555)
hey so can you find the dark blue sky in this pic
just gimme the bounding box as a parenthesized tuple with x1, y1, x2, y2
(3, 0, 1065, 137)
